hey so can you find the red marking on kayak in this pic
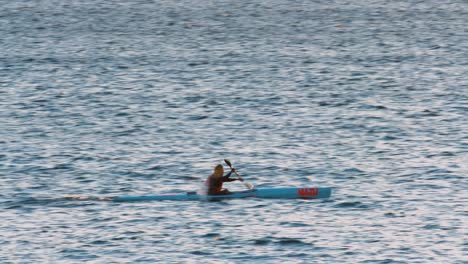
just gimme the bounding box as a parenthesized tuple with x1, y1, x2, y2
(298, 188, 318, 197)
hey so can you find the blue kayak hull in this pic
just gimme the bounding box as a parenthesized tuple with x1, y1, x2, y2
(112, 187, 332, 202)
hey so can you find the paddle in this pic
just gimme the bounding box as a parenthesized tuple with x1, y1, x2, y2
(224, 159, 254, 190)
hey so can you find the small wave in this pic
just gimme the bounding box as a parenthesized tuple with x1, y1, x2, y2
(422, 224, 441, 230)
(253, 239, 270, 245)
(190, 250, 212, 255)
(343, 168, 364, 173)
(147, 165, 162, 171)
(425, 151, 455, 158)
(274, 238, 312, 246)
(381, 135, 399, 140)
(178, 175, 201, 180)
(285, 253, 308, 257)
(279, 221, 310, 227)
(359, 104, 388, 110)
(3, 196, 114, 209)
(362, 259, 405, 264)
(384, 212, 406, 218)
(201, 233, 220, 238)
(90, 240, 109, 245)
(187, 115, 208, 121)
(335, 201, 369, 209)
(63, 195, 113, 201)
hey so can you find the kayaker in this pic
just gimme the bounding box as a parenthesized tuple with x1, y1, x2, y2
(204, 164, 240, 195)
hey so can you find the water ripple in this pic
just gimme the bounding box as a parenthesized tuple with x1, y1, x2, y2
(1, 0, 466, 263)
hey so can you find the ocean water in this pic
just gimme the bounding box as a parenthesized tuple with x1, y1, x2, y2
(1, 0, 467, 263)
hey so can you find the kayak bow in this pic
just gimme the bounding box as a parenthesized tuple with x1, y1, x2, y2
(112, 187, 331, 202)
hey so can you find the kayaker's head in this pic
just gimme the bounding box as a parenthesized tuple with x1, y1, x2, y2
(213, 164, 224, 178)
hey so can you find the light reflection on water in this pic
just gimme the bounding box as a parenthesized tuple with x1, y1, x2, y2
(1, 0, 466, 263)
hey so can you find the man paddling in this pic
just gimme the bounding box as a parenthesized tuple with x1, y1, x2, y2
(204, 164, 241, 195)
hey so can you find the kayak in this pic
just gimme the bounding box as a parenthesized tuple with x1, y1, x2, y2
(112, 187, 332, 202)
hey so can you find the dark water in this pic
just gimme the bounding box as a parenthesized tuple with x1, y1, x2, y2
(1, 0, 467, 263)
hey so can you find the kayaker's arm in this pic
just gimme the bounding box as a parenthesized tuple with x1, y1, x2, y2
(223, 159, 254, 190)
(222, 169, 240, 182)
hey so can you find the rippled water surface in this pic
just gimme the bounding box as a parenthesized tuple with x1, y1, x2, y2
(1, 0, 467, 263)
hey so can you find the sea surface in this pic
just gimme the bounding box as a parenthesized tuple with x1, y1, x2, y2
(1, 0, 467, 263)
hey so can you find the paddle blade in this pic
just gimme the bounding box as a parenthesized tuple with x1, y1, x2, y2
(224, 159, 232, 168)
